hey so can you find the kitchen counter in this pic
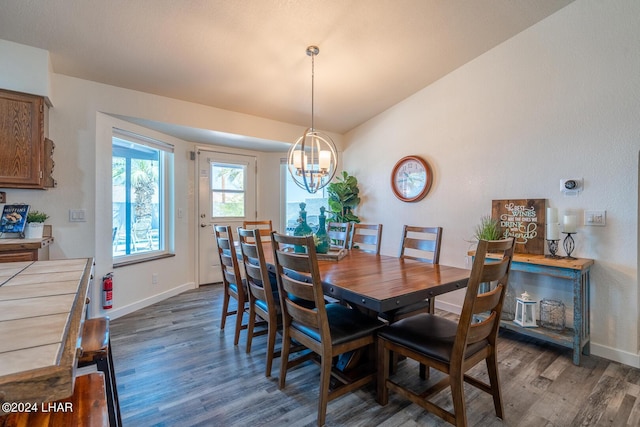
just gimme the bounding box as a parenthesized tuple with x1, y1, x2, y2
(0, 225, 54, 262)
(0, 258, 93, 413)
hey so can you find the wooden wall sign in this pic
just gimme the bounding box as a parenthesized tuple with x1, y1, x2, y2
(491, 199, 546, 254)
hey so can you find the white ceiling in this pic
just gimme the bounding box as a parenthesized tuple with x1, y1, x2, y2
(0, 0, 574, 148)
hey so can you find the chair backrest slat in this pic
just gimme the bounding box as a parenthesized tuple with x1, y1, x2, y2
(327, 222, 351, 249)
(399, 225, 442, 264)
(350, 223, 382, 254)
(243, 220, 273, 237)
(272, 233, 329, 339)
(238, 227, 274, 311)
(213, 225, 244, 299)
(453, 238, 515, 360)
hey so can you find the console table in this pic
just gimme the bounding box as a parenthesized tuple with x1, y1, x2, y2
(472, 252, 593, 365)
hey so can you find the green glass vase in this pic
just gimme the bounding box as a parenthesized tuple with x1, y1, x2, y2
(293, 202, 313, 253)
(314, 207, 330, 254)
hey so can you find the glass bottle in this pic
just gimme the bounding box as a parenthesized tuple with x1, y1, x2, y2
(293, 202, 313, 253)
(314, 207, 330, 254)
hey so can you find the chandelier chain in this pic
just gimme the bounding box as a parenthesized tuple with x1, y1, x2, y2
(310, 48, 315, 131)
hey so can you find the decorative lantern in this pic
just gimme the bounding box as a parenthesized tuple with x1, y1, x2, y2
(514, 291, 538, 328)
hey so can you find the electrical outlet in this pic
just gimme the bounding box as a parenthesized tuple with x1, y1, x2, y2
(584, 210, 606, 226)
(152, 273, 158, 285)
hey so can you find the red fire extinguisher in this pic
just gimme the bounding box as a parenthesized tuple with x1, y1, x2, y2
(102, 273, 113, 310)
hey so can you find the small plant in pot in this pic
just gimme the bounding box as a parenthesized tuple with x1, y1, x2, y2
(25, 210, 49, 239)
(474, 215, 501, 241)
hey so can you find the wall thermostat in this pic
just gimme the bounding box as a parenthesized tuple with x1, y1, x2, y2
(560, 178, 583, 195)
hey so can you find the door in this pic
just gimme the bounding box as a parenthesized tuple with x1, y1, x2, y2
(198, 149, 256, 285)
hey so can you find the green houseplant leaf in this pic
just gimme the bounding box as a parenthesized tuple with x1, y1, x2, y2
(27, 210, 49, 223)
(327, 171, 361, 223)
(474, 215, 501, 241)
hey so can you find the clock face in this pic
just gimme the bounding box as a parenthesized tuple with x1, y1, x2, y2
(391, 156, 433, 202)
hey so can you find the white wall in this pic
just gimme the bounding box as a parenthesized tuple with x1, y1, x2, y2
(344, 0, 640, 366)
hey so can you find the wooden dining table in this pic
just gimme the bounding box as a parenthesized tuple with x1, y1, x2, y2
(259, 242, 471, 316)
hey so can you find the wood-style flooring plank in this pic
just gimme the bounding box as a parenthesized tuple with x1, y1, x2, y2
(111, 285, 640, 427)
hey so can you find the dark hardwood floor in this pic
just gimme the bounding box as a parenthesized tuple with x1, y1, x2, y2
(110, 285, 639, 426)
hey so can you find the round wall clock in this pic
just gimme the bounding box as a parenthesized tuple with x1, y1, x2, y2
(391, 155, 433, 202)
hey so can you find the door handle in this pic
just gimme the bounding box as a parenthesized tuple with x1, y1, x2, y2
(200, 224, 208, 228)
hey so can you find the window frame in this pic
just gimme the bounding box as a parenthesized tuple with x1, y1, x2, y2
(112, 128, 174, 264)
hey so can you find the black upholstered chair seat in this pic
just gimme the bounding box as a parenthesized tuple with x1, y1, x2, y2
(376, 239, 516, 427)
(293, 303, 384, 346)
(378, 313, 488, 363)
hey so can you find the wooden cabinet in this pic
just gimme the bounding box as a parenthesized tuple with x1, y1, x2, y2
(0, 225, 53, 262)
(0, 88, 55, 189)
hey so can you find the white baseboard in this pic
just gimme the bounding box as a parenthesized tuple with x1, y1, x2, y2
(590, 343, 640, 368)
(104, 282, 196, 320)
(434, 300, 462, 315)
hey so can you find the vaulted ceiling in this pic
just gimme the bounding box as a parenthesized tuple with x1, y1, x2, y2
(0, 0, 574, 143)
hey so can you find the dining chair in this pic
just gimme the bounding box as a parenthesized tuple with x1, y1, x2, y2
(271, 232, 385, 427)
(327, 221, 351, 249)
(376, 238, 515, 427)
(237, 227, 278, 376)
(349, 223, 383, 254)
(242, 219, 273, 237)
(214, 225, 248, 345)
(389, 225, 443, 321)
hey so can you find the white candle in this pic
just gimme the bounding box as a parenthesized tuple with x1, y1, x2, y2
(546, 207, 558, 224)
(563, 215, 577, 233)
(319, 150, 331, 170)
(546, 223, 560, 240)
(292, 150, 303, 169)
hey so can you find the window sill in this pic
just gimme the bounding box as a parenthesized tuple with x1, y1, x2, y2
(113, 252, 175, 268)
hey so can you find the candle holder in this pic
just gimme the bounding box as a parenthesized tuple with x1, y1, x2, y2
(545, 239, 561, 259)
(562, 232, 576, 259)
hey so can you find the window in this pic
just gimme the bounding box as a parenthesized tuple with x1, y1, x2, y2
(211, 162, 246, 217)
(282, 161, 328, 234)
(112, 129, 173, 261)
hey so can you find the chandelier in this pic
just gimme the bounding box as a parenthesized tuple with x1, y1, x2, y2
(287, 46, 338, 194)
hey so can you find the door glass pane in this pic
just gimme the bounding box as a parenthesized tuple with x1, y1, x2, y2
(211, 162, 246, 217)
(212, 192, 245, 217)
(211, 163, 244, 190)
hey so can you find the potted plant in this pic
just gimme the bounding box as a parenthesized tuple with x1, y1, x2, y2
(327, 171, 361, 223)
(473, 215, 501, 241)
(25, 210, 49, 239)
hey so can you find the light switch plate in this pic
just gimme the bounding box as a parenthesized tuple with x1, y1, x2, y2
(69, 209, 87, 222)
(584, 210, 606, 226)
